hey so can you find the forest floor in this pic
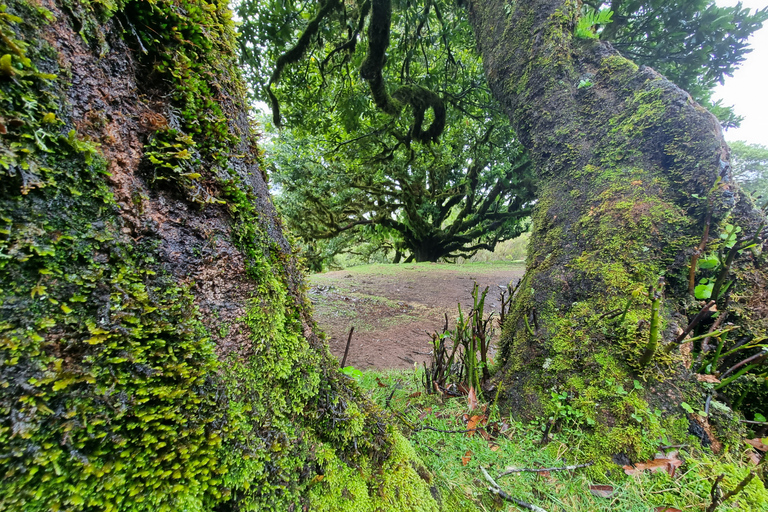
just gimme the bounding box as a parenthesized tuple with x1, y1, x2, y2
(308, 261, 526, 370)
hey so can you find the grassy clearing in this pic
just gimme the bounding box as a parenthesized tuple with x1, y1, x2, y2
(355, 369, 767, 512)
(311, 261, 526, 279)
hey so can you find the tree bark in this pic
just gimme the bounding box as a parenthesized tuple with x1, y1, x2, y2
(466, 0, 767, 457)
(0, 0, 437, 510)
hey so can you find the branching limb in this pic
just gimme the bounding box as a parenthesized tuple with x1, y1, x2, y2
(268, 0, 342, 126)
(498, 462, 593, 478)
(481, 467, 549, 512)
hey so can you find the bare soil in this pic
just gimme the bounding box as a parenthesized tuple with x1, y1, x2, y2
(308, 262, 526, 370)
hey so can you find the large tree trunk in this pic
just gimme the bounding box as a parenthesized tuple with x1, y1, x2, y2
(0, 0, 437, 510)
(467, 0, 767, 458)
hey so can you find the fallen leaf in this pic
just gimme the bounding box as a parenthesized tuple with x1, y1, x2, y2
(623, 453, 683, 477)
(588, 485, 614, 498)
(537, 470, 553, 482)
(745, 438, 768, 452)
(695, 374, 721, 384)
(408, 392, 422, 398)
(467, 415, 487, 436)
(467, 386, 478, 411)
(748, 451, 762, 466)
(654, 508, 682, 512)
(489, 443, 500, 452)
(461, 450, 472, 466)
(375, 378, 387, 388)
(418, 407, 432, 421)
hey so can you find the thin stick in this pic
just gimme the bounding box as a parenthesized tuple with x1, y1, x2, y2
(740, 420, 768, 425)
(706, 470, 757, 512)
(340, 326, 354, 368)
(675, 301, 716, 343)
(481, 466, 548, 512)
(498, 462, 593, 478)
(413, 425, 480, 434)
(719, 351, 768, 380)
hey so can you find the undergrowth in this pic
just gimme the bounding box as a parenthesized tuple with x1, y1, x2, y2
(356, 368, 768, 511)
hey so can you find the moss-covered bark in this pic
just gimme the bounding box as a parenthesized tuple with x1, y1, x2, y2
(466, 0, 767, 460)
(0, 0, 438, 510)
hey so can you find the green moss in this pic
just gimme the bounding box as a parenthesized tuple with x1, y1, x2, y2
(308, 431, 438, 512)
(1, 0, 440, 510)
(0, 4, 225, 510)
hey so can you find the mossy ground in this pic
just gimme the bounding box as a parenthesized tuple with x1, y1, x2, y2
(356, 368, 768, 511)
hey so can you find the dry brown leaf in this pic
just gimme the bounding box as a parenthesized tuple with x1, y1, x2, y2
(466, 415, 481, 437)
(588, 485, 614, 498)
(695, 374, 721, 383)
(654, 508, 682, 512)
(680, 341, 693, 368)
(408, 392, 422, 398)
(745, 438, 768, 452)
(623, 455, 683, 477)
(489, 443, 500, 452)
(467, 386, 478, 411)
(748, 451, 763, 466)
(418, 407, 432, 422)
(375, 378, 387, 388)
(461, 450, 472, 466)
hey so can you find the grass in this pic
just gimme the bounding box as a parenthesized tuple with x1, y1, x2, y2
(354, 368, 768, 511)
(310, 260, 526, 278)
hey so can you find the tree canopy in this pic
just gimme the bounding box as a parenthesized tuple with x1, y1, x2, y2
(730, 140, 768, 202)
(237, 0, 767, 267)
(241, 0, 534, 264)
(588, 0, 768, 129)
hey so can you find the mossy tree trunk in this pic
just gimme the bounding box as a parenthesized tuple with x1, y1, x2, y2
(466, 0, 767, 458)
(0, 0, 437, 510)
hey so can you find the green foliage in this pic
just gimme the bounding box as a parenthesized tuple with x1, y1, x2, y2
(574, 8, 613, 39)
(246, 1, 535, 264)
(426, 282, 496, 396)
(730, 140, 768, 202)
(588, 0, 768, 128)
(360, 368, 768, 511)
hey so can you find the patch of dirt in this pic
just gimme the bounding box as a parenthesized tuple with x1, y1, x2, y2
(309, 263, 526, 370)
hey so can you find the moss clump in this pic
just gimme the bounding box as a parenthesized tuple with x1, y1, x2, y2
(1, 0, 439, 510)
(0, 4, 224, 510)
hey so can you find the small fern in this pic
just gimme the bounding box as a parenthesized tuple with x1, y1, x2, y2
(575, 8, 613, 39)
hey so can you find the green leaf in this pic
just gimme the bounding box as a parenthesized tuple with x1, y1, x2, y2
(680, 402, 694, 414)
(340, 366, 362, 380)
(694, 283, 713, 300)
(698, 254, 720, 269)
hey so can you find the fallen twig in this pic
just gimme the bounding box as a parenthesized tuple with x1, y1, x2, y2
(481, 466, 548, 512)
(675, 301, 716, 344)
(706, 471, 756, 512)
(414, 425, 479, 434)
(498, 462, 593, 478)
(340, 326, 354, 368)
(740, 420, 768, 425)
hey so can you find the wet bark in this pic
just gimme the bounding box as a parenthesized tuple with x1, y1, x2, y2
(466, 0, 767, 456)
(0, 0, 437, 509)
